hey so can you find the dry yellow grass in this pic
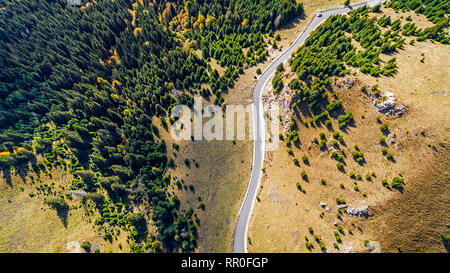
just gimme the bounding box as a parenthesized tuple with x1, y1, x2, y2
(0, 166, 128, 253)
(167, 0, 378, 253)
(364, 150, 449, 253)
(170, 140, 252, 252)
(156, 104, 253, 252)
(301, 0, 361, 14)
(248, 24, 449, 253)
(3, 1, 439, 254)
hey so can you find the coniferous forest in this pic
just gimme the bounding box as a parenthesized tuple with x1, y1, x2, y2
(0, 0, 304, 252)
(0, 0, 448, 254)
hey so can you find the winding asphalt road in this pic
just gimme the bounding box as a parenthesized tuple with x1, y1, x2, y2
(233, 0, 387, 253)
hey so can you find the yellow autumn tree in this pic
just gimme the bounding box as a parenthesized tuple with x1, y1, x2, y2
(197, 13, 205, 24)
(110, 48, 120, 64)
(133, 27, 142, 37)
(13, 147, 26, 154)
(111, 93, 119, 101)
(112, 80, 121, 90)
(162, 4, 171, 23)
(193, 13, 205, 30)
(205, 14, 216, 28)
(151, 241, 161, 250)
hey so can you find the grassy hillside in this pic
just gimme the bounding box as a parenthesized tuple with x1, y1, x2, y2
(0, 0, 448, 253)
(248, 3, 449, 253)
(169, 0, 379, 252)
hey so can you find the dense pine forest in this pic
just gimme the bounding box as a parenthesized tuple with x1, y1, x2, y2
(0, 0, 304, 252)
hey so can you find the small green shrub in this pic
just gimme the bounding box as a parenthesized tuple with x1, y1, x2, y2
(287, 148, 293, 155)
(302, 155, 309, 164)
(81, 241, 91, 251)
(349, 172, 356, 179)
(391, 177, 404, 189)
(45, 197, 69, 211)
(301, 171, 308, 180)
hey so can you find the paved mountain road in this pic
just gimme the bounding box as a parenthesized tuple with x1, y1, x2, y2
(233, 0, 386, 253)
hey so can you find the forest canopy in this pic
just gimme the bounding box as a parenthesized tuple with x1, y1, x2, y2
(0, 0, 303, 252)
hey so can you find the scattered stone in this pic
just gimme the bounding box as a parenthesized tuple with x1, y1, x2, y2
(319, 202, 330, 211)
(343, 77, 354, 89)
(66, 241, 85, 253)
(371, 91, 405, 116)
(262, 71, 297, 132)
(345, 205, 370, 218)
(342, 242, 356, 253)
(366, 241, 381, 253)
(335, 77, 354, 90)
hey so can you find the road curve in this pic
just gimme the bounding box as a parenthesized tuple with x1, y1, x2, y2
(233, 0, 386, 253)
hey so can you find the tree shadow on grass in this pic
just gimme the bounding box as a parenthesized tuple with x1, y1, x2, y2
(46, 198, 69, 228)
(442, 238, 450, 253)
(56, 208, 69, 228)
(1, 168, 12, 186)
(293, 101, 313, 120)
(277, 13, 307, 32)
(293, 138, 302, 148)
(392, 186, 404, 194)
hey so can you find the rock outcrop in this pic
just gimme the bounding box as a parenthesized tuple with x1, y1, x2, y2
(345, 205, 370, 218)
(371, 91, 405, 116)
